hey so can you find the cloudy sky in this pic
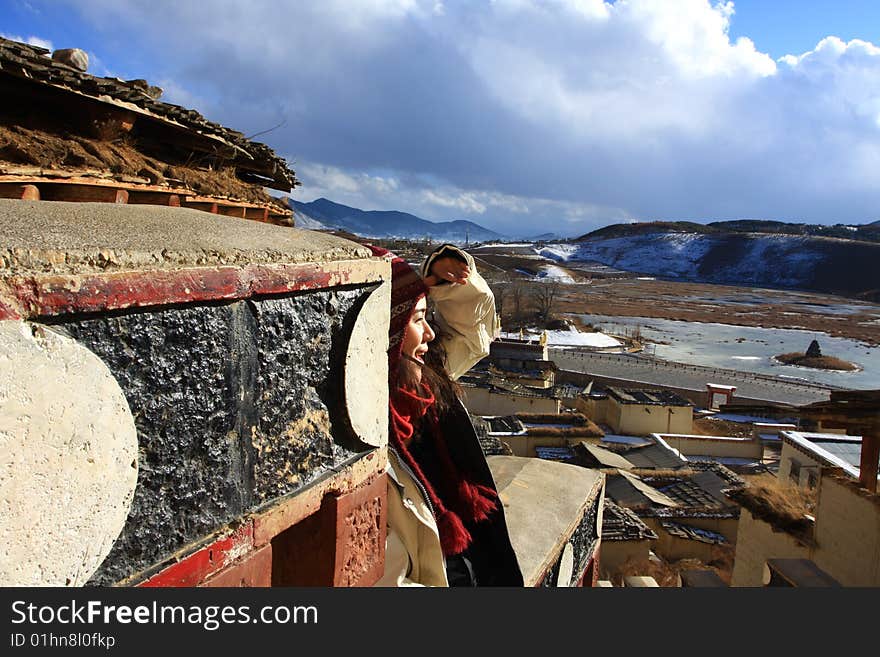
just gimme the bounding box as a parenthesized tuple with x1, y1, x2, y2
(4, 0, 880, 237)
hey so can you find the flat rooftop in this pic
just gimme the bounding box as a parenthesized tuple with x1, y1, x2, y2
(781, 431, 870, 479)
(0, 199, 371, 276)
(487, 456, 603, 587)
(606, 386, 693, 407)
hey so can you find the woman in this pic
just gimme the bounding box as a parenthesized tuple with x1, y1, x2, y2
(371, 243, 523, 587)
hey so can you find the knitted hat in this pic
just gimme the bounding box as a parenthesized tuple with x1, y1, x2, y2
(367, 245, 429, 373)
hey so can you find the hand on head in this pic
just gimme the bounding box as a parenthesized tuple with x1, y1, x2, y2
(424, 256, 470, 287)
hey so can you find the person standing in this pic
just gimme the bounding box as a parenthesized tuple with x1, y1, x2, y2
(371, 243, 522, 587)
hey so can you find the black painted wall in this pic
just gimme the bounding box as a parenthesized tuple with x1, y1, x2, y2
(54, 287, 370, 585)
(539, 494, 601, 588)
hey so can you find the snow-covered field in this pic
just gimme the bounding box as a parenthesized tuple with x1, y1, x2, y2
(500, 327, 622, 349)
(537, 264, 576, 283)
(538, 233, 824, 289)
(475, 242, 534, 249)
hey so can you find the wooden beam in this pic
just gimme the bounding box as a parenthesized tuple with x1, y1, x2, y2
(0, 184, 40, 200)
(859, 434, 879, 493)
(184, 200, 218, 214)
(244, 207, 269, 222)
(217, 205, 246, 218)
(39, 184, 128, 204)
(127, 192, 182, 207)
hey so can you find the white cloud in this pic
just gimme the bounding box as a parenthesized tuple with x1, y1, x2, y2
(293, 159, 631, 236)
(48, 0, 880, 230)
(1, 33, 53, 51)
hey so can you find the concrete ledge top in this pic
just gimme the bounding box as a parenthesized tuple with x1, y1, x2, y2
(487, 455, 603, 586)
(0, 200, 373, 276)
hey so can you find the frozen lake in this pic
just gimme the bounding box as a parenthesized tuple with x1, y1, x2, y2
(578, 313, 880, 389)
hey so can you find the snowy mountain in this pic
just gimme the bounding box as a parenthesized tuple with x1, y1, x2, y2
(289, 198, 505, 243)
(538, 230, 880, 299)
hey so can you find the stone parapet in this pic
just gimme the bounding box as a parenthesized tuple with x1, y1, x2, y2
(0, 201, 390, 586)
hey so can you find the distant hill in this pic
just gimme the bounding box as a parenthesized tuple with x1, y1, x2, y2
(527, 232, 565, 242)
(577, 219, 880, 243)
(541, 221, 880, 300)
(289, 197, 505, 244)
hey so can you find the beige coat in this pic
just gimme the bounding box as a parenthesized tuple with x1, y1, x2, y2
(374, 450, 448, 586)
(420, 245, 500, 380)
(374, 245, 497, 587)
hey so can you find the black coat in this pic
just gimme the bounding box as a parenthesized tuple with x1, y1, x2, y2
(411, 398, 524, 586)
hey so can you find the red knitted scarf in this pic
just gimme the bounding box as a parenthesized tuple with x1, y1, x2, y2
(389, 382, 498, 556)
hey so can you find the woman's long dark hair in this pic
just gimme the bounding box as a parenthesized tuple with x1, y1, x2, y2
(391, 304, 461, 420)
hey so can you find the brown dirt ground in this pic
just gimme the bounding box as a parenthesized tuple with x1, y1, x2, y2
(692, 417, 754, 438)
(472, 248, 880, 345)
(554, 277, 880, 346)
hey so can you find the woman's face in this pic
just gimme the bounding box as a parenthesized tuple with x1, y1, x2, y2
(402, 296, 435, 365)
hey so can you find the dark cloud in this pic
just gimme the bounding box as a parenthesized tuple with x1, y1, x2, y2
(45, 1, 880, 234)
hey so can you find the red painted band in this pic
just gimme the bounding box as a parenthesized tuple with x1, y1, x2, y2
(139, 522, 254, 588)
(0, 260, 382, 319)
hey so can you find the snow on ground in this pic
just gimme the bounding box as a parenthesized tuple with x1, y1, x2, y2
(536, 244, 580, 261)
(475, 242, 534, 249)
(500, 327, 621, 348)
(540, 233, 823, 289)
(292, 212, 327, 230)
(537, 265, 576, 283)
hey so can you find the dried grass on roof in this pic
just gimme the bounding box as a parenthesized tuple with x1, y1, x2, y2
(0, 119, 284, 208)
(693, 417, 754, 438)
(525, 424, 603, 438)
(609, 546, 734, 587)
(515, 412, 588, 424)
(727, 474, 815, 543)
(630, 468, 696, 479)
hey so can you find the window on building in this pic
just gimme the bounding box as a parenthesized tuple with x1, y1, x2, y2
(789, 459, 801, 483)
(806, 470, 818, 490)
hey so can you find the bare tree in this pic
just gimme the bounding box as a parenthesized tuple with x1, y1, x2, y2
(490, 282, 505, 319)
(509, 280, 525, 324)
(532, 281, 561, 326)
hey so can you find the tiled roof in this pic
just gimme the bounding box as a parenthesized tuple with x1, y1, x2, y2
(660, 521, 727, 545)
(0, 36, 296, 190)
(606, 387, 693, 407)
(458, 374, 560, 399)
(687, 462, 746, 489)
(601, 501, 658, 541)
(646, 469, 739, 509)
(684, 455, 765, 474)
(606, 471, 679, 509)
(470, 416, 513, 456)
(615, 441, 687, 470)
(553, 383, 589, 399)
(575, 443, 634, 470)
(652, 478, 727, 509)
(534, 446, 575, 462)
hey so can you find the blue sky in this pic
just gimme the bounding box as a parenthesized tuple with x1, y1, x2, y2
(3, 1, 880, 238)
(728, 0, 880, 58)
